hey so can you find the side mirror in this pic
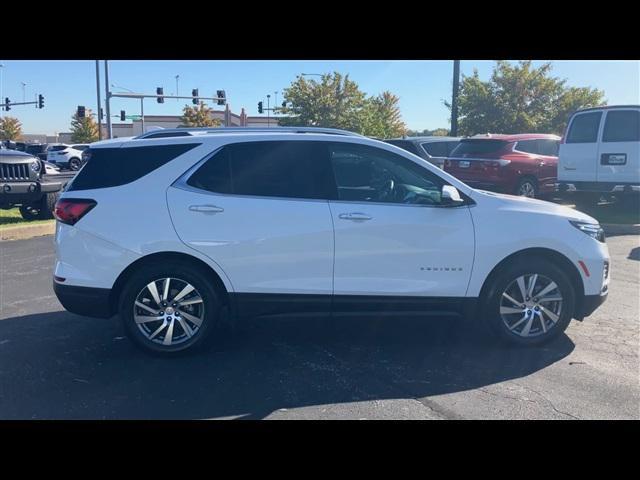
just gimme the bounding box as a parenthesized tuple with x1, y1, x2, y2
(441, 185, 464, 205)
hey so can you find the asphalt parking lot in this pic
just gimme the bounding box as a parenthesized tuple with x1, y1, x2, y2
(0, 234, 638, 419)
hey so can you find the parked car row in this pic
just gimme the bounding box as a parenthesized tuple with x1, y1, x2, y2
(1, 141, 90, 171)
(385, 105, 639, 202)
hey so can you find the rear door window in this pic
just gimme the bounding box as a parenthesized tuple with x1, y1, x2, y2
(566, 112, 603, 143)
(187, 141, 336, 200)
(384, 140, 421, 156)
(450, 139, 509, 156)
(515, 140, 539, 154)
(602, 110, 640, 142)
(538, 139, 560, 156)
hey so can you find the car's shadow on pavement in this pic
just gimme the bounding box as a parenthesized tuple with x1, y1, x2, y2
(0, 311, 575, 419)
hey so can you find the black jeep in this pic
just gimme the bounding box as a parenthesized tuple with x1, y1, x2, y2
(0, 149, 66, 220)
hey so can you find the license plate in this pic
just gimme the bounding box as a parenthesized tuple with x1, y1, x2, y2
(459, 161, 470, 168)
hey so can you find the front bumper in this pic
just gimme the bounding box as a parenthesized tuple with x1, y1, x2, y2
(0, 180, 61, 206)
(578, 292, 608, 319)
(53, 281, 114, 319)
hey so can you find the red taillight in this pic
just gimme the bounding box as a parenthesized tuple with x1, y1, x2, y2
(54, 199, 97, 226)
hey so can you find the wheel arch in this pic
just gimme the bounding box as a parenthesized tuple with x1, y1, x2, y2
(109, 251, 232, 316)
(477, 247, 585, 319)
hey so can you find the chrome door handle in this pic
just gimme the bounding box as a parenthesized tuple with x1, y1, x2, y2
(338, 212, 372, 221)
(189, 205, 224, 214)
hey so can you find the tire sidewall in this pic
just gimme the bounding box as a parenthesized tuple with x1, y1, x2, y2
(119, 262, 220, 355)
(482, 259, 576, 346)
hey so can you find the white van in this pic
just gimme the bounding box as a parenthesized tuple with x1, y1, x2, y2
(558, 105, 640, 200)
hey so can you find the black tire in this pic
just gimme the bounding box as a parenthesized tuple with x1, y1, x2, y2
(68, 158, 82, 171)
(514, 177, 538, 198)
(119, 261, 223, 355)
(19, 205, 40, 221)
(481, 258, 576, 346)
(37, 192, 60, 220)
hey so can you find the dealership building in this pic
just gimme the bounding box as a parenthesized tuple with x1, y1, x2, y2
(24, 105, 281, 144)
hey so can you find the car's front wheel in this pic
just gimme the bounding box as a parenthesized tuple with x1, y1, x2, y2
(482, 258, 576, 346)
(119, 262, 222, 355)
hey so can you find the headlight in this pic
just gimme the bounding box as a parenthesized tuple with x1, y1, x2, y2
(570, 221, 605, 243)
(30, 161, 41, 173)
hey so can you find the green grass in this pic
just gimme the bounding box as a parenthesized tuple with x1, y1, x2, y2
(0, 208, 54, 229)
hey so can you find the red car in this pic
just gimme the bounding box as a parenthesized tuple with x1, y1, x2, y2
(444, 134, 560, 198)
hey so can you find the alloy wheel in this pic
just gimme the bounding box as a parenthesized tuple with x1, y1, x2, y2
(133, 277, 205, 346)
(517, 181, 536, 197)
(499, 273, 563, 338)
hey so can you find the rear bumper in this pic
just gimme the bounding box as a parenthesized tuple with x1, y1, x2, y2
(557, 182, 640, 194)
(53, 281, 114, 319)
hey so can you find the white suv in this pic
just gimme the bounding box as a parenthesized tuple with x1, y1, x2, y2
(47, 144, 90, 170)
(52, 127, 610, 355)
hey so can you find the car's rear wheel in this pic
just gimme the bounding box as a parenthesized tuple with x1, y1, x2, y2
(68, 158, 82, 171)
(482, 258, 576, 346)
(119, 262, 222, 355)
(515, 177, 538, 198)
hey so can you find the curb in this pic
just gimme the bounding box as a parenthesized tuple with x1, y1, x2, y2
(0, 222, 55, 241)
(602, 223, 640, 235)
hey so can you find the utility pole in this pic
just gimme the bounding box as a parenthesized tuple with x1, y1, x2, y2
(267, 94, 271, 127)
(104, 60, 112, 139)
(175, 75, 180, 102)
(21, 82, 26, 102)
(95, 61, 102, 140)
(451, 60, 460, 137)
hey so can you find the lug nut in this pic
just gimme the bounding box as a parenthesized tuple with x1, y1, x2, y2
(159, 311, 164, 315)
(167, 317, 172, 321)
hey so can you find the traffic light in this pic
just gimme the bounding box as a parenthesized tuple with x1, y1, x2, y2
(192, 89, 199, 105)
(38, 94, 44, 109)
(156, 87, 164, 103)
(217, 90, 226, 106)
(258, 101, 263, 114)
(4, 98, 10, 111)
(120, 110, 126, 121)
(282, 101, 286, 108)
(100, 108, 104, 120)
(77, 105, 86, 118)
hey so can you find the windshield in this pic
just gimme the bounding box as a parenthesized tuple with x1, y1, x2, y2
(450, 139, 509, 156)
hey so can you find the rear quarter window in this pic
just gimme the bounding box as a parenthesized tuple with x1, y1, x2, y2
(67, 143, 201, 191)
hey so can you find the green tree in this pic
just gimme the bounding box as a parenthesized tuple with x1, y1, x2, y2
(359, 91, 406, 138)
(70, 109, 99, 143)
(0, 116, 23, 141)
(180, 102, 222, 127)
(279, 72, 406, 137)
(405, 128, 450, 137)
(447, 61, 606, 136)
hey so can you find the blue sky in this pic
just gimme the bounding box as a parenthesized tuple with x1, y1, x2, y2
(1, 60, 638, 135)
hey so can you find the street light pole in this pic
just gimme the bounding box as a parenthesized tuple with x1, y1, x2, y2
(95, 61, 102, 140)
(21, 82, 26, 102)
(175, 75, 179, 102)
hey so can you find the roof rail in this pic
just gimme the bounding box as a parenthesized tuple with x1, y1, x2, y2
(134, 126, 364, 140)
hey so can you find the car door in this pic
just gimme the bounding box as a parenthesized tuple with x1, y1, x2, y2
(558, 111, 603, 182)
(597, 108, 640, 184)
(167, 140, 336, 308)
(327, 141, 475, 302)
